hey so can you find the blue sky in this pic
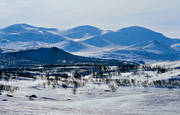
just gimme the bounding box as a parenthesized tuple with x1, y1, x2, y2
(0, 0, 179, 38)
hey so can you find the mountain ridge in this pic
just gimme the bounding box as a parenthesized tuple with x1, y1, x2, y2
(0, 23, 180, 62)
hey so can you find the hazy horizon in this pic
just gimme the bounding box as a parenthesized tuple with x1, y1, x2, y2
(0, 0, 179, 38)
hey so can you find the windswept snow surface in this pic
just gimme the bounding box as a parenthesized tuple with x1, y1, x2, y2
(0, 61, 180, 115)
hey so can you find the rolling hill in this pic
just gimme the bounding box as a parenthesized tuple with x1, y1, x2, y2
(0, 24, 180, 62)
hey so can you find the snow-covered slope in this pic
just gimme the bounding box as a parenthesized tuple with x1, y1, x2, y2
(0, 24, 65, 43)
(0, 61, 180, 114)
(0, 24, 180, 62)
(62, 25, 102, 39)
(81, 26, 176, 46)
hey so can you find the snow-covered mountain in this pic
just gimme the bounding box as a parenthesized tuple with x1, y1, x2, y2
(63, 25, 102, 39)
(0, 24, 65, 43)
(65, 26, 180, 62)
(81, 26, 179, 46)
(0, 24, 180, 62)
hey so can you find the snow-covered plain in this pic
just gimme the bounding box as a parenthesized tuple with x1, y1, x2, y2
(0, 61, 180, 115)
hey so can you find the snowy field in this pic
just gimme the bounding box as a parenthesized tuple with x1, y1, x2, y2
(0, 61, 180, 115)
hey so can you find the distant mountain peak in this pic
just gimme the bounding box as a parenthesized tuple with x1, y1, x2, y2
(64, 25, 102, 38)
(118, 26, 157, 33)
(2, 23, 58, 33)
(4, 23, 36, 29)
(119, 26, 167, 39)
(0, 24, 64, 43)
(15, 23, 35, 28)
(70, 25, 101, 30)
(2, 23, 34, 33)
